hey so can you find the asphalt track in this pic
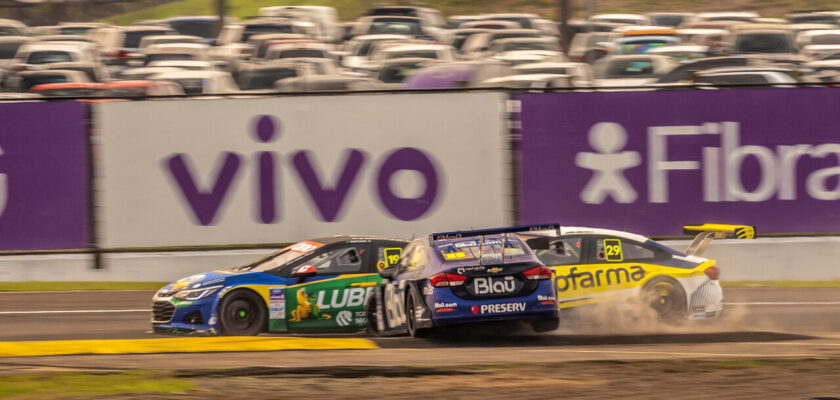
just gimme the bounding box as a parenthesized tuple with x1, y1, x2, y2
(1, 288, 839, 371)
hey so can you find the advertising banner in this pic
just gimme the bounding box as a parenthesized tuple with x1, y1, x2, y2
(0, 102, 88, 250)
(97, 93, 509, 247)
(519, 89, 840, 235)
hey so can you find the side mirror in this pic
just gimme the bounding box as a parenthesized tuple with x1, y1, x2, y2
(292, 265, 317, 279)
(379, 266, 399, 279)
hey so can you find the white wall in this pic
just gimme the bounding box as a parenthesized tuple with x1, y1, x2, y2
(0, 237, 837, 282)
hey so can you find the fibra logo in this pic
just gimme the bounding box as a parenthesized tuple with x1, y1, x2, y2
(164, 115, 440, 225)
(576, 121, 840, 204)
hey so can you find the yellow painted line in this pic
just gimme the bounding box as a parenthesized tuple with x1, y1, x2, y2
(0, 337, 379, 358)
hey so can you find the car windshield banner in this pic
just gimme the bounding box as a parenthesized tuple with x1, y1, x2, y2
(0, 102, 88, 250)
(518, 88, 840, 235)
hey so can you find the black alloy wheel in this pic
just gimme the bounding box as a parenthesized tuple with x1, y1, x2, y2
(219, 290, 266, 336)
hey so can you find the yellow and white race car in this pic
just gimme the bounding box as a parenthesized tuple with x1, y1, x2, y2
(523, 224, 755, 321)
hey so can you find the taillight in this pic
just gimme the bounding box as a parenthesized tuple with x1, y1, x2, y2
(14, 65, 27, 71)
(523, 266, 553, 281)
(704, 266, 720, 280)
(429, 273, 467, 287)
(114, 50, 128, 59)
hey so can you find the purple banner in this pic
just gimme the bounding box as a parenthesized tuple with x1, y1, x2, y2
(0, 102, 88, 250)
(519, 88, 840, 236)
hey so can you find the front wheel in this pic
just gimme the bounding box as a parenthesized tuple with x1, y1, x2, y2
(218, 290, 266, 336)
(406, 292, 432, 338)
(642, 277, 687, 322)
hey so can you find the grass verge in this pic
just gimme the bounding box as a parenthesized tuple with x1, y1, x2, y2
(0, 281, 168, 291)
(0, 370, 193, 399)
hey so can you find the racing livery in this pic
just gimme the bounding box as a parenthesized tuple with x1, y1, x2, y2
(152, 236, 406, 335)
(370, 225, 560, 338)
(522, 224, 756, 321)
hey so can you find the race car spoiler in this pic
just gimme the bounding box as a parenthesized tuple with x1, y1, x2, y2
(430, 224, 560, 244)
(682, 224, 756, 256)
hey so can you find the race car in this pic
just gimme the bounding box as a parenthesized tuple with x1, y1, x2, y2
(521, 224, 755, 321)
(152, 236, 407, 335)
(369, 225, 561, 338)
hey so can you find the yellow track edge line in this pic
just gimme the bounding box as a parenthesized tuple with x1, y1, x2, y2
(0, 337, 380, 357)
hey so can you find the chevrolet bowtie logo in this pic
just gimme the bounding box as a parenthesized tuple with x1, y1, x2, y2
(487, 267, 503, 273)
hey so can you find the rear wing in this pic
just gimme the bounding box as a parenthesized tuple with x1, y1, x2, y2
(430, 224, 560, 244)
(682, 224, 756, 256)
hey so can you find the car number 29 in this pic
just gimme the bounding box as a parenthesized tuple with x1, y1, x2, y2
(384, 283, 406, 329)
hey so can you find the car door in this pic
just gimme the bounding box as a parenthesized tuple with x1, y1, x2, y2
(283, 242, 378, 332)
(554, 235, 662, 307)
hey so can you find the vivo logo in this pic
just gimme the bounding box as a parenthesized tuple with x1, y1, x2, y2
(165, 115, 440, 225)
(576, 122, 840, 204)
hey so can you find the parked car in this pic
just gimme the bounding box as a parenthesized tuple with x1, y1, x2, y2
(592, 54, 676, 87)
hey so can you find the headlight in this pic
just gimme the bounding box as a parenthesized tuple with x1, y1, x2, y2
(173, 285, 222, 301)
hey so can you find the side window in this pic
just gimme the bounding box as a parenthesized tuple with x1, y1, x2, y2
(305, 245, 364, 274)
(595, 238, 655, 262)
(534, 237, 582, 266)
(376, 246, 403, 271)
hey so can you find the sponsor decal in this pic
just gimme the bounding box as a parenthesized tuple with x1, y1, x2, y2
(555, 266, 645, 292)
(475, 303, 527, 314)
(377, 261, 387, 270)
(269, 288, 285, 320)
(473, 276, 516, 295)
(537, 295, 556, 302)
(335, 310, 353, 327)
(487, 267, 503, 274)
(290, 241, 322, 253)
(422, 283, 434, 295)
(456, 266, 485, 274)
(290, 288, 332, 322)
(434, 302, 458, 308)
(172, 274, 205, 291)
(315, 287, 373, 310)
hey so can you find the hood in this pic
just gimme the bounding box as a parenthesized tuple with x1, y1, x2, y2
(157, 271, 230, 296)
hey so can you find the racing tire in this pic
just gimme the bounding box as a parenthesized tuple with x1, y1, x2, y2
(406, 292, 432, 338)
(532, 317, 560, 333)
(218, 289, 266, 336)
(641, 277, 687, 322)
(365, 295, 380, 337)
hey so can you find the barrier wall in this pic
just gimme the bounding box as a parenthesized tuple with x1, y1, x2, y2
(95, 92, 510, 247)
(518, 88, 840, 236)
(0, 102, 88, 251)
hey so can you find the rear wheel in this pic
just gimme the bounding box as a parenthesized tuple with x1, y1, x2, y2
(218, 290, 266, 336)
(406, 292, 432, 338)
(642, 277, 687, 322)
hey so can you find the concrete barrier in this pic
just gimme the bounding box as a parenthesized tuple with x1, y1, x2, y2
(0, 238, 837, 282)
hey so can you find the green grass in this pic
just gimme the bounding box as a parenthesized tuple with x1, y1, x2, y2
(0, 281, 168, 291)
(721, 281, 840, 288)
(0, 371, 193, 399)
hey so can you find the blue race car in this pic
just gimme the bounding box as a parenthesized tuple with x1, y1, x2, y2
(369, 225, 560, 337)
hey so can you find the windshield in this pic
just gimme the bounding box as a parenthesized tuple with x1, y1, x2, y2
(495, 41, 558, 53)
(242, 25, 295, 42)
(735, 33, 794, 53)
(387, 49, 438, 59)
(125, 31, 170, 49)
(169, 20, 215, 39)
(59, 27, 93, 35)
(436, 237, 527, 263)
(237, 68, 298, 90)
(0, 42, 23, 59)
(26, 51, 73, 64)
(169, 78, 206, 94)
(238, 241, 323, 272)
(812, 34, 840, 45)
(599, 58, 658, 78)
(368, 19, 424, 36)
(618, 39, 674, 54)
(272, 49, 326, 59)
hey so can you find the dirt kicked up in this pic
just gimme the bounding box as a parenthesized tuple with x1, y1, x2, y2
(2, 358, 840, 399)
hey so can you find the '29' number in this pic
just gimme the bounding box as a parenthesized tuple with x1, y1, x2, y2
(603, 239, 623, 262)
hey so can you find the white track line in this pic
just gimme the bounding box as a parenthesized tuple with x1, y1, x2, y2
(725, 302, 840, 305)
(0, 309, 150, 315)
